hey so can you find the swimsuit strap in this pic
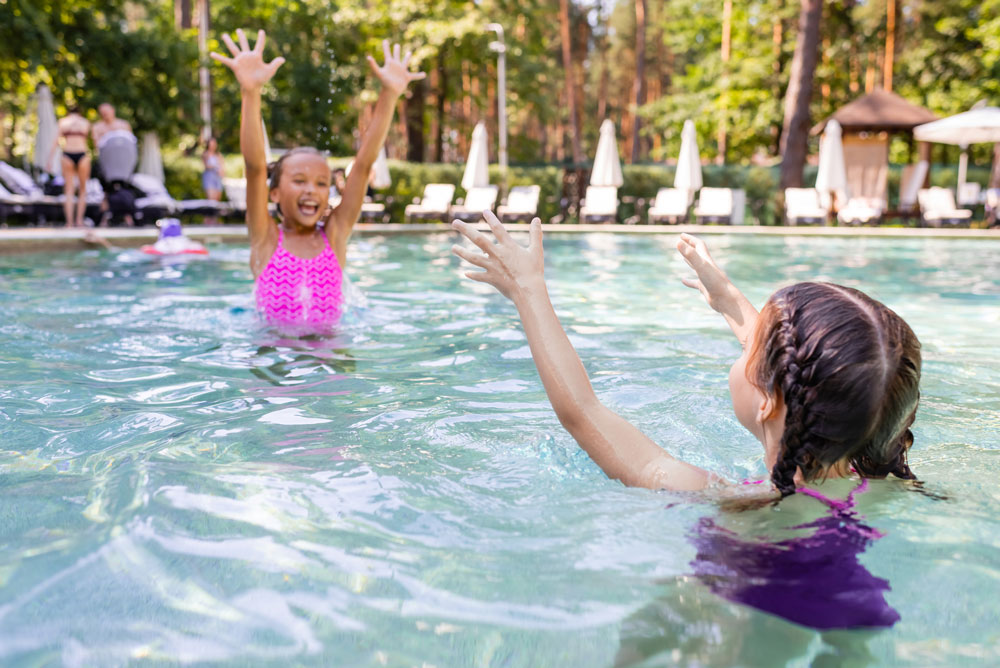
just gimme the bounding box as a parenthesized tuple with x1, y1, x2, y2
(796, 478, 869, 512)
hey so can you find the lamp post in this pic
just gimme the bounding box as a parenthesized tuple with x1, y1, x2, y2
(197, 0, 212, 143)
(486, 23, 507, 189)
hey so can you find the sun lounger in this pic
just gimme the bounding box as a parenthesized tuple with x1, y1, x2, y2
(957, 182, 982, 208)
(918, 187, 973, 227)
(129, 173, 227, 223)
(223, 178, 247, 218)
(898, 161, 929, 213)
(451, 185, 499, 222)
(496, 185, 541, 223)
(783, 188, 828, 225)
(837, 197, 885, 225)
(647, 188, 689, 224)
(694, 187, 737, 224)
(405, 183, 455, 222)
(579, 186, 618, 224)
(0, 160, 66, 223)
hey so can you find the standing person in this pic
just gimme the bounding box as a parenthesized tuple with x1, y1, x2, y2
(202, 137, 224, 224)
(211, 28, 424, 331)
(91, 103, 132, 146)
(49, 105, 91, 228)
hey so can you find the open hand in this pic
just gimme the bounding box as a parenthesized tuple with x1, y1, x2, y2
(210, 29, 285, 91)
(676, 233, 736, 313)
(451, 212, 544, 303)
(368, 40, 426, 97)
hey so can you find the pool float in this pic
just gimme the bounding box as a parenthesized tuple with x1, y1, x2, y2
(141, 218, 208, 256)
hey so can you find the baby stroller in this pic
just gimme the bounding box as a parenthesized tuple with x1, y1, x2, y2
(98, 130, 138, 225)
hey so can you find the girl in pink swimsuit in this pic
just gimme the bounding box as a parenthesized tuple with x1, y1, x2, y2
(211, 29, 424, 331)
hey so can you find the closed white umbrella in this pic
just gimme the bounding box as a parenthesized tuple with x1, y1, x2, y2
(33, 84, 60, 174)
(371, 146, 391, 189)
(462, 121, 490, 190)
(914, 107, 1000, 188)
(590, 119, 624, 187)
(674, 119, 703, 203)
(137, 131, 165, 183)
(814, 119, 849, 210)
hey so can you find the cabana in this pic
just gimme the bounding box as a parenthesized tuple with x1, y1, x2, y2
(813, 90, 937, 217)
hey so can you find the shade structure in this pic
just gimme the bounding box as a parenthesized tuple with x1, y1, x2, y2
(590, 119, 624, 187)
(137, 132, 165, 183)
(812, 89, 937, 135)
(914, 107, 1000, 187)
(674, 120, 703, 200)
(462, 121, 490, 190)
(815, 120, 849, 210)
(371, 147, 391, 189)
(33, 84, 60, 174)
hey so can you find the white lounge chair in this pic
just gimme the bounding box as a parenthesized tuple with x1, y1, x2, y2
(405, 183, 455, 222)
(837, 197, 885, 225)
(128, 173, 227, 223)
(957, 182, 982, 207)
(579, 186, 618, 223)
(694, 187, 736, 224)
(918, 187, 973, 227)
(647, 188, 689, 224)
(497, 185, 540, 223)
(451, 185, 499, 222)
(898, 161, 929, 213)
(0, 160, 72, 223)
(783, 188, 828, 225)
(222, 177, 247, 217)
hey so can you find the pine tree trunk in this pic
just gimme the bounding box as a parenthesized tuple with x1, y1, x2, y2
(435, 49, 446, 162)
(559, 0, 583, 165)
(779, 0, 822, 189)
(406, 78, 426, 162)
(630, 0, 647, 164)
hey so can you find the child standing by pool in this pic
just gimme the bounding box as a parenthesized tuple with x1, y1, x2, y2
(212, 29, 424, 330)
(451, 214, 920, 496)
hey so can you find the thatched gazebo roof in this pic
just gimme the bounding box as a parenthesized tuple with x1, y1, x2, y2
(812, 89, 937, 135)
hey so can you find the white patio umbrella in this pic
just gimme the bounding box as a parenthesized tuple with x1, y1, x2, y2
(814, 119, 849, 210)
(371, 146, 391, 189)
(137, 131, 165, 183)
(674, 119, 703, 204)
(462, 121, 490, 190)
(590, 119, 624, 187)
(914, 107, 1000, 188)
(32, 84, 60, 174)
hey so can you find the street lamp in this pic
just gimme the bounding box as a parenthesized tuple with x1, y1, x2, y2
(486, 23, 507, 187)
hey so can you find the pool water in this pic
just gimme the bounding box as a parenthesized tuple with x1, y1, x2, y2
(1, 233, 998, 666)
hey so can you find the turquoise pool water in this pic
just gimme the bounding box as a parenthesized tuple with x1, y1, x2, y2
(1, 233, 998, 666)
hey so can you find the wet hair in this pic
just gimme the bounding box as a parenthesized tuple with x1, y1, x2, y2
(746, 282, 921, 496)
(268, 146, 327, 191)
(67, 104, 82, 115)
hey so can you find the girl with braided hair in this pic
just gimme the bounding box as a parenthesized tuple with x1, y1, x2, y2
(451, 215, 921, 496)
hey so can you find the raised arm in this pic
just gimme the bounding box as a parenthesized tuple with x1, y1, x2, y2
(677, 233, 759, 346)
(452, 213, 713, 491)
(211, 29, 285, 245)
(328, 41, 425, 253)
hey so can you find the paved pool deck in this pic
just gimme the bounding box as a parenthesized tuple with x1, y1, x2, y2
(1, 223, 998, 253)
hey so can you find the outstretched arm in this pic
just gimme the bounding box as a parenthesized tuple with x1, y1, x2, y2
(329, 41, 425, 254)
(676, 233, 759, 346)
(452, 213, 713, 492)
(211, 28, 285, 246)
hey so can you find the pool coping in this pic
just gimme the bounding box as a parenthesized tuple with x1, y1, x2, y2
(1, 223, 998, 253)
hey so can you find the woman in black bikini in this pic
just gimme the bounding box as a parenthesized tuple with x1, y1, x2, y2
(53, 106, 92, 227)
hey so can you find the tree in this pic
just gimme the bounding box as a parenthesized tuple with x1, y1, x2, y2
(630, 0, 647, 163)
(559, 0, 583, 165)
(779, 0, 822, 188)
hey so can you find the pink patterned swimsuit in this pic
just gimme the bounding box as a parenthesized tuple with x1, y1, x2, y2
(255, 226, 344, 328)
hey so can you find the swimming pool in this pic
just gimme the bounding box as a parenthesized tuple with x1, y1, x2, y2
(1, 233, 998, 665)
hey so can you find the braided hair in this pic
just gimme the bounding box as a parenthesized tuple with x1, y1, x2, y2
(746, 283, 921, 496)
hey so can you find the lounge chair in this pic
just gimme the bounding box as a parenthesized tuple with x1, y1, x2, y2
(694, 187, 736, 224)
(647, 188, 689, 224)
(837, 197, 885, 225)
(0, 181, 37, 225)
(917, 187, 973, 227)
(405, 183, 455, 222)
(451, 185, 499, 222)
(898, 161, 929, 213)
(0, 160, 67, 223)
(579, 186, 618, 224)
(957, 182, 982, 208)
(129, 173, 227, 223)
(783, 188, 828, 225)
(223, 178, 247, 218)
(496, 185, 541, 223)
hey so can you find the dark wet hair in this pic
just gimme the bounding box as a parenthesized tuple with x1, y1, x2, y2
(268, 146, 327, 190)
(746, 282, 921, 496)
(67, 104, 82, 115)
